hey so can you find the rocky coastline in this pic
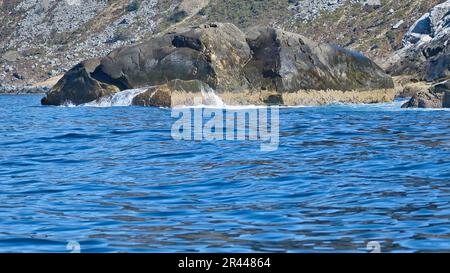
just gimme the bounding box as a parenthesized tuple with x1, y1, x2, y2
(0, 75, 62, 95)
(0, 84, 49, 95)
(1, 1, 448, 108)
(41, 23, 395, 107)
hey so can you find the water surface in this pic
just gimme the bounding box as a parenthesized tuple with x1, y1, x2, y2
(0, 95, 449, 252)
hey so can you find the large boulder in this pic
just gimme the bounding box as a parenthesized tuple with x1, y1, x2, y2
(243, 27, 393, 92)
(402, 79, 450, 108)
(401, 89, 444, 108)
(42, 23, 394, 106)
(401, 90, 442, 108)
(41, 58, 120, 105)
(100, 23, 251, 92)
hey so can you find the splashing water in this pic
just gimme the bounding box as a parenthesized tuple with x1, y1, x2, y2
(83, 88, 148, 107)
(200, 86, 225, 107)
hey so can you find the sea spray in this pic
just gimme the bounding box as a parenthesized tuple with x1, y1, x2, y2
(200, 85, 225, 107)
(83, 88, 148, 107)
(168, 85, 227, 108)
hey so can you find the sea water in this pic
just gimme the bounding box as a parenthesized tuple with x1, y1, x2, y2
(0, 94, 449, 252)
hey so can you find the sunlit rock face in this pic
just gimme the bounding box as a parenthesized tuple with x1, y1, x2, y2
(388, 0, 450, 81)
(42, 22, 394, 107)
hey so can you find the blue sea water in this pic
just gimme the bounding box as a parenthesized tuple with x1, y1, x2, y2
(0, 94, 449, 253)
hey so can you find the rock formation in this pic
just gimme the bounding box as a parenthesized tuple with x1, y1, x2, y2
(401, 79, 450, 108)
(42, 23, 394, 107)
(401, 90, 444, 108)
(391, 1, 450, 109)
(388, 0, 450, 82)
(0, 0, 441, 89)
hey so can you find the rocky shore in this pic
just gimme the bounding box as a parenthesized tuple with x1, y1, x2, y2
(0, 84, 49, 94)
(41, 23, 394, 107)
(2, 1, 448, 108)
(390, 1, 450, 108)
(401, 79, 450, 108)
(0, 75, 62, 95)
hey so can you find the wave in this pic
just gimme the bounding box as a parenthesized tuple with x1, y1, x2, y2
(327, 99, 450, 111)
(82, 88, 148, 107)
(200, 85, 225, 107)
(57, 88, 450, 111)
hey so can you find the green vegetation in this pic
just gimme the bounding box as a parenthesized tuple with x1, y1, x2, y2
(21, 47, 46, 57)
(289, 0, 442, 62)
(113, 26, 133, 42)
(200, 0, 291, 28)
(169, 10, 189, 23)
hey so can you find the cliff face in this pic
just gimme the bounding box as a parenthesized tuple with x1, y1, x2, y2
(387, 0, 450, 82)
(394, 1, 450, 109)
(0, 0, 166, 86)
(192, 0, 444, 67)
(0, 0, 446, 88)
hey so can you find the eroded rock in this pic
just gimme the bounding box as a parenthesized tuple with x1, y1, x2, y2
(42, 23, 394, 106)
(388, 1, 450, 81)
(430, 79, 450, 93)
(132, 80, 208, 107)
(41, 58, 120, 105)
(244, 27, 393, 93)
(402, 90, 444, 108)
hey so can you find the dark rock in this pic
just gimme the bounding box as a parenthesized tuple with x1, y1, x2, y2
(99, 23, 251, 92)
(424, 34, 450, 81)
(370, 44, 379, 51)
(41, 58, 120, 105)
(169, 10, 188, 23)
(394, 40, 450, 82)
(126, 0, 140, 12)
(402, 90, 443, 108)
(244, 27, 393, 92)
(443, 91, 450, 108)
(430, 79, 450, 93)
(262, 94, 284, 105)
(133, 87, 172, 108)
(409, 15, 432, 37)
(13, 72, 24, 80)
(42, 23, 394, 106)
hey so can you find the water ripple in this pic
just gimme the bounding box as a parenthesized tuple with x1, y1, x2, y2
(0, 95, 449, 252)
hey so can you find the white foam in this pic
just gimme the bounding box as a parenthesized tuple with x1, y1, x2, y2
(57, 90, 450, 111)
(200, 85, 225, 107)
(61, 100, 77, 107)
(83, 88, 148, 107)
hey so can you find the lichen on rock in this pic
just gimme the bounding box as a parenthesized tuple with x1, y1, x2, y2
(42, 22, 395, 107)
